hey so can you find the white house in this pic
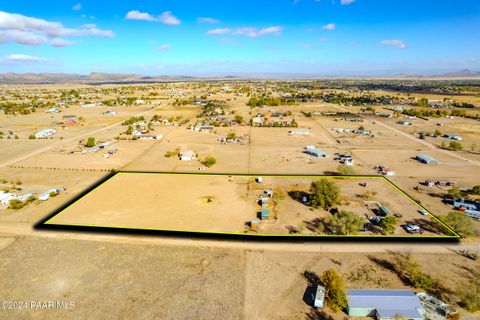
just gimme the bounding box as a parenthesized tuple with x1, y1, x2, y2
(0, 191, 16, 205)
(34, 128, 56, 139)
(180, 150, 196, 161)
(288, 129, 310, 135)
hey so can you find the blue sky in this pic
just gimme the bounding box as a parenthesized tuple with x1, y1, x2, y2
(0, 0, 479, 75)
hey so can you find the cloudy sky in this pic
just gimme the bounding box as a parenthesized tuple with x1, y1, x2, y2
(0, 0, 479, 75)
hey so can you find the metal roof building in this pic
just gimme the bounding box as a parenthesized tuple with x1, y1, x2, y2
(304, 148, 327, 158)
(416, 154, 438, 165)
(348, 289, 425, 320)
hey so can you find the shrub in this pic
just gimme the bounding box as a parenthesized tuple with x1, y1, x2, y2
(202, 156, 217, 168)
(320, 269, 348, 312)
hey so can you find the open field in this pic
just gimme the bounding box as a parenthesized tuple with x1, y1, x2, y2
(44, 172, 456, 237)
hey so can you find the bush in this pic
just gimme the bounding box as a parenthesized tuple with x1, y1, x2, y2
(325, 210, 364, 235)
(226, 132, 237, 139)
(449, 141, 463, 151)
(85, 137, 95, 148)
(164, 149, 179, 158)
(471, 185, 480, 195)
(379, 217, 397, 235)
(29, 134, 36, 139)
(438, 211, 476, 237)
(320, 269, 348, 312)
(310, 179, 340, 209)
(202, 156, 217, 168)
(459, 280, 480, 312)
(337, 165, 355, 175)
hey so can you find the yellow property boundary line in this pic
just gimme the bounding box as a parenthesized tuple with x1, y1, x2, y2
(37, 171, 460, 240)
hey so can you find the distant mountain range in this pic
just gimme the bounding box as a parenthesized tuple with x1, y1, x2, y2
(0, 70, 479, 84)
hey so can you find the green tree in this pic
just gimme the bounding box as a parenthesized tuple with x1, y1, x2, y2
(447, 187, 463, 199)
(226, 132, 237, 139)
(320, 269, 348, 312)
(438, 211, 476, 237)
(449, 141, 463, 151)
(234, 115, 244, 124)
(379, 217, 397, 235)
(472, 185, 480, 195)
(309, 179, 340, 210)
(326, 210, 364, 235)
(337, 165, 355, 175)
(85, 137, 95, 148)
(202, 156, 217, 168)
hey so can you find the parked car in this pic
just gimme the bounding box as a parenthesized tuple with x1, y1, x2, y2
(403, 223, 421, 233)
(418, 210, 428, 215)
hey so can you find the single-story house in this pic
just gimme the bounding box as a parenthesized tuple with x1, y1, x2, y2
(347, 289, 425, 320)
(34, 128, 56, 139)
(0, 191, 16, 205)
(304, 148, 327, 158)
(288, 129, 310, 135)
(180, 150, 196, 161)
(397, 121, 412, 126)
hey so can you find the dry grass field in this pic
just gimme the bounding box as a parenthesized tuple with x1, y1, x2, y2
(45, 173, 453, 237)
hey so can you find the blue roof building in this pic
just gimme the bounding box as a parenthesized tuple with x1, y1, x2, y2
(348, 289, 425, 320)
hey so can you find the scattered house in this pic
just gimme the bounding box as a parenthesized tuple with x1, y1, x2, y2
(376, 112, 393, 118)
(193, 125, 214, 131)
(105, 110, 118, 116)
(38, 188, 63, 201)
(314, 286, 326, 308)
(378, 206, 390, 217)
(251, 116, 264, 126)
(260, 209, 271, 220)
(353, 129, 372, 135)
(14, 193, 34, 202)
(45, 107, 60, 113)
(304, 147, 327, 158)
(62, 115, 78, 127)
(347, 289, 425, 320)
(180, 150, 196, 161)
(396, 121, 412, 126)
(288, 129, 310, 135)
(249, 219, 260, 231)
(443, 134, 462, 141)
(34, 128, 56, 139)
(416, 154, 438, 165)
(0, 191, 16, 205)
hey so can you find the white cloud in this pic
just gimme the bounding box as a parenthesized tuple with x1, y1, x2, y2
(321, 23, 336, 30)
(233, 26, 283, 37)
(126, 10, 181, 25)
(72, 3, 82, 11)
(206, 28, 232, 35)
(159, 11, 181, 25)
(380, 39, 406, 48)
(156, 44, 171, 52)
(198, 17, 220, 24)
(0, 11, 114, 46)
(125, 10, 157, 22)
(207, 26, 283, 38)
(50, 38, 75, 47)
(340, 0, 355, 5)
(2, 54, 46, 64)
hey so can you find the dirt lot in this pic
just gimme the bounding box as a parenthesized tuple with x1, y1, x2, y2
(45, 173, 451, 237)
(0, 235, 245, 320)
